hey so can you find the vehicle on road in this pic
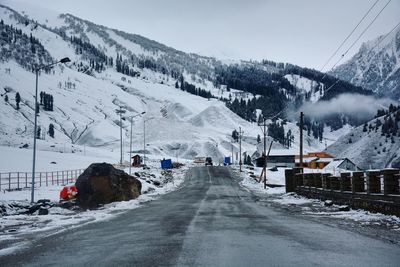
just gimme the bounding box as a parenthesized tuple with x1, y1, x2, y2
(205, 157, 213, 166)
(194, 156, 206, 164)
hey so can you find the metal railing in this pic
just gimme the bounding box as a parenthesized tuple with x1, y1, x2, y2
(0, 169, 84, 191)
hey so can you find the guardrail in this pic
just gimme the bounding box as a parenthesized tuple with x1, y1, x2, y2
(285, 168, 400, 216)
(0, 169, 84, 191)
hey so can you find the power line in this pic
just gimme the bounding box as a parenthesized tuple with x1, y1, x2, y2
(320, 0, 380, 72)
(370, 21, 400, 51)
(324, 19, 400, 98)
(328, 0, 392, 71)
(322, 20, 400, 96)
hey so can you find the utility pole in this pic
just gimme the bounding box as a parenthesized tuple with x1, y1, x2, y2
(128, 112, 145, 175)
(129, 116, 133, 174)
(258, 118, 268, 188)
(143, 117, 154, 167)
(115, 107, 126, 165)
(143, 119, 146, 166)
(31, 57, 71, 203)
(231, 138, 234, 165)
(299, 111, 304, 168)
(239, 127, 244, 172)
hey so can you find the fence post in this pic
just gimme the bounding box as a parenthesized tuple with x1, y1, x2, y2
(17, 172, 20, 189)
(340, 173, 351, 192)
(25, 172, 28, 188)
(46, 172, 48, 186)
(367, 170, 381, 194)
(352, 171, 365, 193)
(285, 169, 296, 193)
(9, 172, 11, 190)
(57, 171, 59, 185)
(52, 172, 54, 185)
(382, 168, 400, 195)
(62, 171, 64, 185)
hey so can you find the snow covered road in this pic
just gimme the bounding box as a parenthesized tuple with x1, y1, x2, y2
(1, 166, 400, 266)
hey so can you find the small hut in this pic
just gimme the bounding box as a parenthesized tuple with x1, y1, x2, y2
(131, 154, 141, 167)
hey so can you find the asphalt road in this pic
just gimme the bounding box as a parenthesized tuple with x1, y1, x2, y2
(2, 166, 400, 266)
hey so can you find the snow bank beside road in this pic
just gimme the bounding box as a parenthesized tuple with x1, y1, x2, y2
(0, 162, 188, 256)
(235, 165, 400, 230)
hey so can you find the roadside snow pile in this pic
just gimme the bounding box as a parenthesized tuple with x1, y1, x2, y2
(237, 165, 287, 194)
(0, 161, 188, 256)
(271, 193, 315, 205)
(235, 165, 400, 229)
(303, 209, 400, 226)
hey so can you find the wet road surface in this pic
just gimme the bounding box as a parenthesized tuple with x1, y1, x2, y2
(2, 166, 400, 266)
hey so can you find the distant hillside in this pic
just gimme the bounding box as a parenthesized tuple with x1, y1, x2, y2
(326, 105, 400, 169)
(0, 1, 333, 161)
(331, 26, 400, 100)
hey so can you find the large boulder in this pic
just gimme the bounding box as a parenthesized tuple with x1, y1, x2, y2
(75, 163, 142, 209)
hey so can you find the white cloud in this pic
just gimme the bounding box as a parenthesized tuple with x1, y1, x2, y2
(295, 93, 394, 120)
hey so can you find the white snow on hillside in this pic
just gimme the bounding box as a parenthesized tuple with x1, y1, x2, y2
(326, 116, 400, 169)
(284, 74, 325, 102)
(0, 1, 339, 175)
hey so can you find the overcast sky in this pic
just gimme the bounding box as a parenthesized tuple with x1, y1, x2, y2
(21, 0, 400, 69)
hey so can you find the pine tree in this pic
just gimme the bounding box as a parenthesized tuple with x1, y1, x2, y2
(36, 126, 41, 139)
(232, 130, 239, 142)
(15, 92, 21, 109)
(4, 95, 8, 102)
(257, 134, 261, 144)
(48, 123, 54, 138)
(363, 123, 368, 132)
(245, 155, 252, 166)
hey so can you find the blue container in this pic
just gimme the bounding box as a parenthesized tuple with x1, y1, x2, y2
(224, 157, 231, 166)
(161, 159, 172, 169)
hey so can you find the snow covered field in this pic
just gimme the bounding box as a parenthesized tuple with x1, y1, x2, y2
(0, 145, 119, 172)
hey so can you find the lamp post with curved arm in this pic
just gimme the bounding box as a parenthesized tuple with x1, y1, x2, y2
(126, 111, 146, 175)
(31, 57, 71, 203)
(143, 116, 154, 167)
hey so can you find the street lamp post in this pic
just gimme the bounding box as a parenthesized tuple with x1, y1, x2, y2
(115, 107, 126, 165)
(143, 117, 154, 167)
(127, 111, 146, 175)
(31, 57, 70, 203)
(238, 127, 243, 172)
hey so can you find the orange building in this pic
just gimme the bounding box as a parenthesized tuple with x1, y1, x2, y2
(295, 152, 335, 169)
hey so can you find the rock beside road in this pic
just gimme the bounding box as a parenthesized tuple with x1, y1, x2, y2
(75, 163, 142, 209)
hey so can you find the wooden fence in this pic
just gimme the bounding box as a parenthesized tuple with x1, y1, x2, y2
(285, 168, 400, 216)
(0, 169, 84, 191)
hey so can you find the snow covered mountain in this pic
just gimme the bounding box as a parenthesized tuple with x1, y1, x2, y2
(331, 26, 400, 100)
(0, 1, 338, 167)
(326, 105, 400, 169)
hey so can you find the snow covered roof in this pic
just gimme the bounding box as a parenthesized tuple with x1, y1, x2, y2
(268, 150, 296, 156)
(323, 158, 360, 173)
(324, 160, 344, 172)
(295, 157, 334, 163)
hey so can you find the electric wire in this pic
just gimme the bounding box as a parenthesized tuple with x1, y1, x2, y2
(320, 0, 380, 72)
(328, 0, 392, 72)
(323, 19, 400, 96)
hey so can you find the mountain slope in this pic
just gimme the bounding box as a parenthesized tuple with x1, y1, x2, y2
(331, 26, 400, 100)
(326, 106, 400, 169)
(0, 2, 335, 164)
